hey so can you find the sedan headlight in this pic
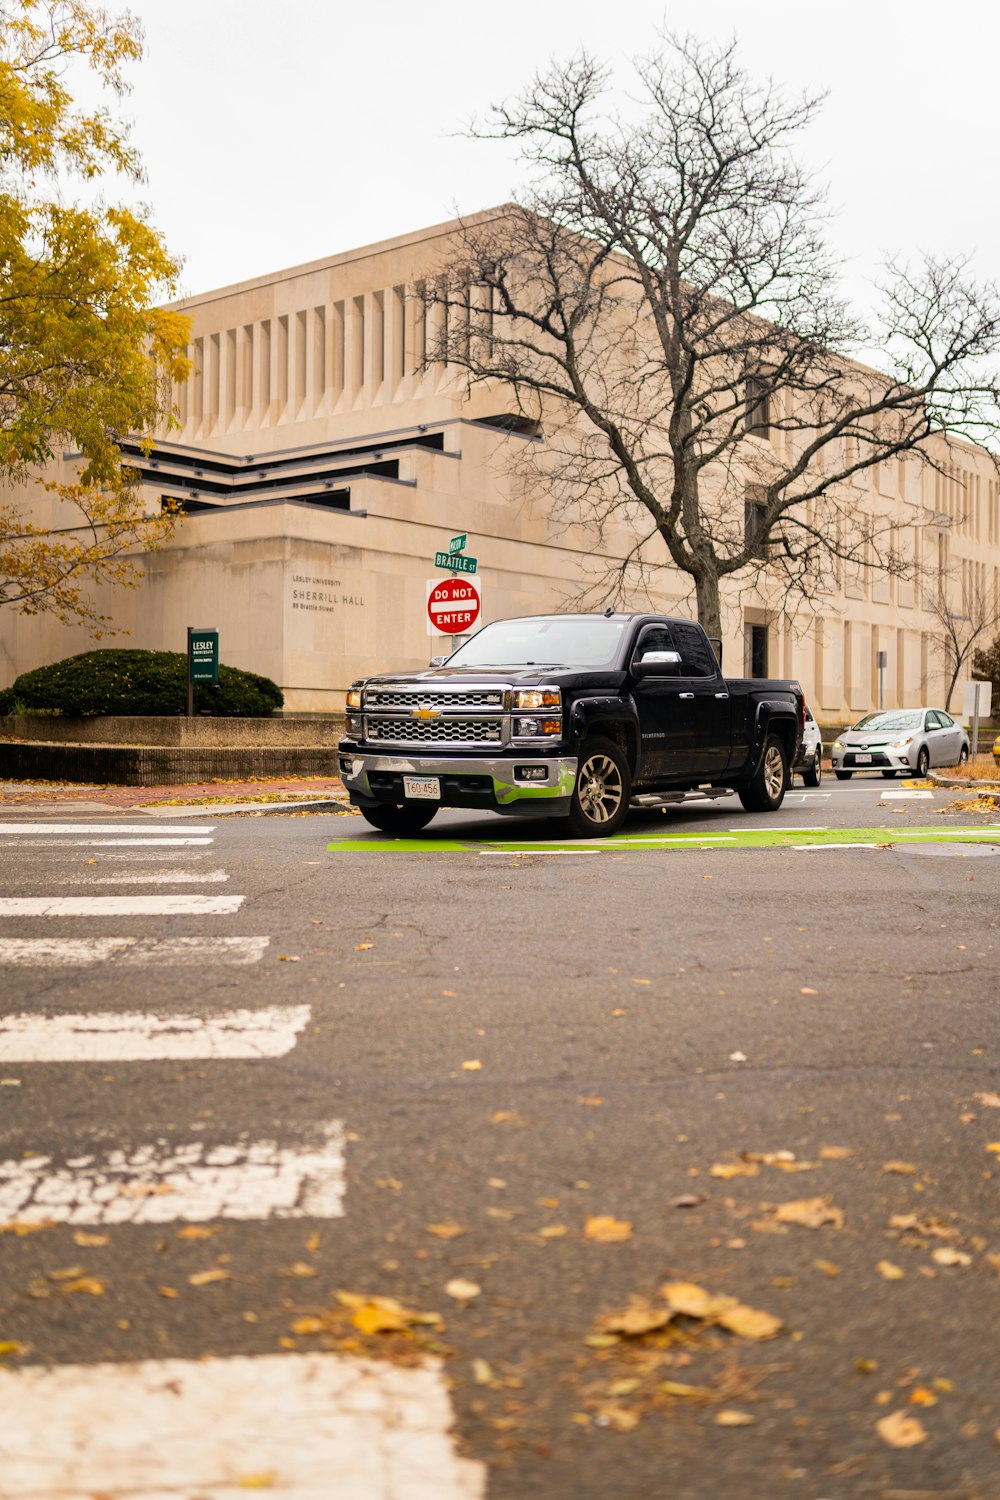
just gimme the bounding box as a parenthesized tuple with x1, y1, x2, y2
(512, 687, 561, 710)
(832, 740, 843, 751)
(890, 736, 913, 750)
(346, 688, 362, 710)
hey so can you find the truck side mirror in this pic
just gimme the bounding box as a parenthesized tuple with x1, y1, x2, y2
(428, 655, 449, 668)
(632, 650, 682, 679)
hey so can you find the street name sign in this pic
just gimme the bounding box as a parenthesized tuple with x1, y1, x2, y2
(434, 550, 478, 574)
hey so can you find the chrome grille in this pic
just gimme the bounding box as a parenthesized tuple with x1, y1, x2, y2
(366, 688, 505, 710)
(366, 717, 503, 745)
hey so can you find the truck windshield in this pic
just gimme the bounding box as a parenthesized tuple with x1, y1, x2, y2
(445, 616, 628, 669)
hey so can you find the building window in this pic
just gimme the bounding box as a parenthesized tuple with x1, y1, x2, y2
(745, 376, 770, 437)
(744, 489, 770, 561)
(746, 623, 768, 679)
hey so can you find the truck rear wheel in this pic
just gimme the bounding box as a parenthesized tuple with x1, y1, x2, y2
(565, 738, 631, 837)
(358, 802, 438, 834)
(738, 735, 788, 813)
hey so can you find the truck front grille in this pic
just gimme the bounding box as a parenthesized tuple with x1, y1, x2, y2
(365, 689, 505, 710)
(366, 717, 503, 745)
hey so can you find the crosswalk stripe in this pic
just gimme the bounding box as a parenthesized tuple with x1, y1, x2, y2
(1, 1120, 346, 1224)
(0, 894, 244, 916)
(0, 822, 215, 834)
(0, 936, 270, 966)
(0, 1353, 485, 1498)
(55, 869, 229, 884)
(0, 837, 214, 847)
(0, 1005, 310, 1061)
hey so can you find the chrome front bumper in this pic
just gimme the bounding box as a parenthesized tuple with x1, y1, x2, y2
(338, 749, 579, 812)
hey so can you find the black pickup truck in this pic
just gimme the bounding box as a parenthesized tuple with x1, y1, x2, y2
(339, 613, 804, 837)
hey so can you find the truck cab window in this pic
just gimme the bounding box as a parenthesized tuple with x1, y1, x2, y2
(670, 622, 717, 677)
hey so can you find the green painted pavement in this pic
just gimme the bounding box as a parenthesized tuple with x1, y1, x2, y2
(327, 824, 1000, 854)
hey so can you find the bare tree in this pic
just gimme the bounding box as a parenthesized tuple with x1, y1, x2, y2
(925, 567, 1000, 711)
(428, 34, 1000, 640)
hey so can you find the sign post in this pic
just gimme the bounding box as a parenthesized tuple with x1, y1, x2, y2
(876, 649, 887, 710)
(187, 627, 219, 717)
(963, 680, 993, 762)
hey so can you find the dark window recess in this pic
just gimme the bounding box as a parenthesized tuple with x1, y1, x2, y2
(161, 495, 216, 514)
(745, 377, 770, 437)
(475, 413, 542, 437)
(670, 622, 717, 677)
(749, 624, 768, 679)
(744, 493, 770, 560)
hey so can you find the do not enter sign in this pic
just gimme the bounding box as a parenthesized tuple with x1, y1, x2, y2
(427, 575, 481, 634)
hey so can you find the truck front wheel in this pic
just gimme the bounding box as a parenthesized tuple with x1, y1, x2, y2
(738, 736, 788, 813)
(357, 802, 438, 834)
(565, 738, 632, 837)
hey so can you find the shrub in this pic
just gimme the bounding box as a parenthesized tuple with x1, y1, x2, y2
(3, 650, 283, 717)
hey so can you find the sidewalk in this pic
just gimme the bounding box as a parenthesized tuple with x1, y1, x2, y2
(0, 773, 356, 815)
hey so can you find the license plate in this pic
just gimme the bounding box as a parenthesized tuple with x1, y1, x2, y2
(854, 753, 872, 764)
(403, 775, 440, 800)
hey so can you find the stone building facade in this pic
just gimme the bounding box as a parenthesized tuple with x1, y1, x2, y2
(2, 212, 998, 717)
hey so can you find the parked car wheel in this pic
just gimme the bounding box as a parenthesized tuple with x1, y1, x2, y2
(958, 744, 970, 767)
(915, 746, 930, 777)
(565, 738, 631, 837)
(358, 802, 438, 834)
(834, 769, 853, 781)
(738, 735, 788, 812)
(802, 748, 822, 787)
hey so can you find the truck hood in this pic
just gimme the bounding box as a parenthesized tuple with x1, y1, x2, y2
(360, 665, 627, 693)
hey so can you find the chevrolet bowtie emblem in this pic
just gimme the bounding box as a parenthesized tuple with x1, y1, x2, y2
(413, 707, 440, 719)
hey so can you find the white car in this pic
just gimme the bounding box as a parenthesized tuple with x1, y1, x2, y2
(831, 708, 969, 780)
(792, 705, 823, 786)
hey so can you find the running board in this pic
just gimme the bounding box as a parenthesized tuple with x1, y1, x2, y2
(630, 787, 736, 809)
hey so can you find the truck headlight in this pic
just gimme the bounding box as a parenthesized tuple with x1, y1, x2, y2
(512, 688, 560, 710)
(346, 688, 362, 710)
(347, 715, 362, 736)
(514, 717, 562, 737)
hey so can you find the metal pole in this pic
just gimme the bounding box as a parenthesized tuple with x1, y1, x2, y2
(879, 661, 884, 710)
(972, 683, 981, 762)
(186, 626, 194, 719)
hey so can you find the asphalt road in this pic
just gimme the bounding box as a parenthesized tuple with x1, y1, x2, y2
(1, 775, 998, 1499)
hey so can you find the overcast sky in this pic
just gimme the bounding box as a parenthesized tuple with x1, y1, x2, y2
(119, 0, 998, 317)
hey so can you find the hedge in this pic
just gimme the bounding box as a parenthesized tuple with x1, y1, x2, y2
(0, 649, 283, 718)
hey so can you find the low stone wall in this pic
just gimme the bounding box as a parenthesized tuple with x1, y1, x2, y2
(0, 741, 339, 786)
(8, 715, 345, 747)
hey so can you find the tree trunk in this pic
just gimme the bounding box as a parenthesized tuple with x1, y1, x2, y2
(693, 569, 723, 645)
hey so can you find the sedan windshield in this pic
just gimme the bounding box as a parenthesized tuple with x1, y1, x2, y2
(445, 616, 628, 669)
(851, 711, 922, 731)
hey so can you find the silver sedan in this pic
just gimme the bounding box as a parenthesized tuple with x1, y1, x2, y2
(831, 708, 969, 780)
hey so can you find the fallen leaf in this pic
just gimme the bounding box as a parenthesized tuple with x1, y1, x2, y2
(908, 1386, 937, 1407)
(600, 1405, 640, 1431)
(538, 1224, 568, 1238)
(282, 1262, 318, 1278)
(814, 1259, 839, 1278)
(597, 1301, 675, 1338)
(716, 1303, 783, 1341)
(354, 942, 373, 951)
(800, 987, 818, 996)
(50, 1274, 104, 1295)
(607, 1377, 640, 1397)
(0, 1220, 54, 1236)
(158, 1286, 180, 1298)
(426, 1222, 466, 1239)
(277, 954, 300, 962)
(461, 1060, 482, 1071)
(876, 1410, 927, 1448)
(0, 1341, 27, 1358)
(48, 1265, 87, 1281)
(660, 1282, 731, 1318)
(579, 1096, 603, 1107)
(772, 1197, 844, 1230)
(290, 1316, 325, 1335)
(975, 1092, 1000, 1108)
(472, 1358, 494, 1385)
(882, 1161, 917, 1175)
(986, 1142, 1000, 1156)
(710, 1162, 758, 1180)
(72, 1232, 108, 1247)
(630, 978, 652, 986)
(374, 1177, 402, 1191)
(877, 1261, 905, 1281)
(238, 1474, 276, 1489)
(660, 1379, 709, 1398)
(931, 1247, 971, 1267)
(729, 1051, 747, 1062)
(889, 1213, 960, 1241)
(715, 1409, 755, 1427)
(444, 1278, 481, 1301)
(188, 1268, 231, 1286)
(819, 1146, 853, 1160)
(177, 1225, 221, 1240)
(744, 1150, 796, 1164)
(120, 1181, 174, 1198)
(856, 1358, 879, 1373)
(671, 1193, 706, 1209)
(584, 1215, 633, 1243)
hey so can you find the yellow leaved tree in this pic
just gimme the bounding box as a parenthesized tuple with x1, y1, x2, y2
(0, 0, 190, 631)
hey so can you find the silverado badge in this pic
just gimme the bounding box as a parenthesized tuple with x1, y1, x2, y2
(412, 707, 440, 719)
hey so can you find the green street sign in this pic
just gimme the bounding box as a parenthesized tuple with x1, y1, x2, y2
(188, 628, 219, 683)
(449, 533, 467, 555)
(434, 551, 478, 574)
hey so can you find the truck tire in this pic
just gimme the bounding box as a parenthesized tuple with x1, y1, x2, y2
(565, 738, 631, 837)
(358, 802, 438, 834)
(738, 735, 788, 813)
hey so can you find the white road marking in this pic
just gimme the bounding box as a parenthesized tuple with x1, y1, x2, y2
(795, 842, 879, 850)
(881, 790, 934, 799)
(0, 837, 214, 847)
(0, 936, 270, 966)
(477, 848, 602, 855)
(728, 826, 829, 832)
(0, 1119, 346, 1224)
(0, 822, 215, 834)
(56, 869, 229, 884)
(0, 894, 243, 916)
(0, 1353, 485, 1499)
(0, 1005, 310, 1061)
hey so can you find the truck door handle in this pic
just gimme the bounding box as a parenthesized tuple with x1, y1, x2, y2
(715, 692, 729, 699)
(679, 692, 694, 699)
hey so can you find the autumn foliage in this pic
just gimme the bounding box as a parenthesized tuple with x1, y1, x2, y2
(0, 1, 190, 630)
